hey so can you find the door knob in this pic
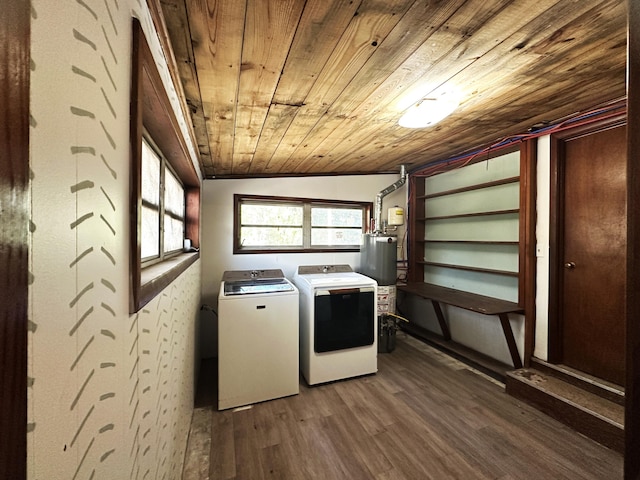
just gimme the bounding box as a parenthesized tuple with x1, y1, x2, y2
(564, 261, 576, 269)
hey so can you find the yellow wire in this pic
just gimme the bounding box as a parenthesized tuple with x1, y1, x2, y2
(385, 312, 409, 323)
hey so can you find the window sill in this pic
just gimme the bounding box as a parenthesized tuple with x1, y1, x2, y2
(234, 247, 361, 254)
(135, 251, 199, 312)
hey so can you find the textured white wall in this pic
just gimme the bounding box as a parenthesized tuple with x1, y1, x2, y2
(28, 1, 201, 478)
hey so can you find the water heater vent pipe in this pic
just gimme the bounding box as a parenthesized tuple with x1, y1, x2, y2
(374, 165, 407, 233)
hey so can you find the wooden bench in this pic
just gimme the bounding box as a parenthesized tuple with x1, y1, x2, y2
(397, 282, 525, 368)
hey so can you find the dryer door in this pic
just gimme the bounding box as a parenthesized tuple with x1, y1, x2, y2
(313, 286, 375, 353)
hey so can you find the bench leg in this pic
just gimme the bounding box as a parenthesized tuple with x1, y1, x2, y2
(431, 300, 451, 340)
(498, 313, 523, 369)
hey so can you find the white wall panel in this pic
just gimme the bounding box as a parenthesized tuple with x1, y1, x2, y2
(535, 135, 552, 360)
(425, 150, 520, 194)
(28, 1, 201, 478)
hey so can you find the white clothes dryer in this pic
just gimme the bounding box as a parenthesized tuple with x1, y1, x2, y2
(293, 265, 377, 385)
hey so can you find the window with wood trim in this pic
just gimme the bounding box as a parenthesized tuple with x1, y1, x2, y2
(130, 18, 200, 313)
(234, 194, 371, 254)
(140, 136, 185, 263)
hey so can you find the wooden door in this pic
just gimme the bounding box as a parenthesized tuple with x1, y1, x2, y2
(560, 123, 627, 386)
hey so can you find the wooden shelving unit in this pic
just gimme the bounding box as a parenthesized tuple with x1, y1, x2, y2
(407, 153, 521, 296)
(405, 143, 538, 369)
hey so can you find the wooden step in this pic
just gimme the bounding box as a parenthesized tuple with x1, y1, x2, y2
(505, 365, 624, 453)
(529, 357, 625, 406)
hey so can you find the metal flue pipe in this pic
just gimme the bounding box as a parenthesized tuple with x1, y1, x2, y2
(373, 165, 407, 233)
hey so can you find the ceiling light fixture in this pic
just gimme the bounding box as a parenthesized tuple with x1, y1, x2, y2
(398, 94, 459, 129)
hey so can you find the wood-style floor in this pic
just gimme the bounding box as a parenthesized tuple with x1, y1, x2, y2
(183, 334, 622, 479)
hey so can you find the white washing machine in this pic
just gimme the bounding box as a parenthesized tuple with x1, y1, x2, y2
(293, 265, 377, 385)
(218, 269, 299, 410)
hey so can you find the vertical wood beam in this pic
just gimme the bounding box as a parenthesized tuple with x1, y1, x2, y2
(626, 1, 640, 478)
(0, 0, 29, 478)
(520, 140, 537, 367)
(407, 175, 425, 283)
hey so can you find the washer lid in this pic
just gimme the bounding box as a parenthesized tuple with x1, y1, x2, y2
(223, 278, 294, 295)
(294, 271, 377, 289)
(221, 269, 285, 282)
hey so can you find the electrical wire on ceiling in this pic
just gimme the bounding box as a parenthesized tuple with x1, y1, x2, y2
(409, 98, 627, 178)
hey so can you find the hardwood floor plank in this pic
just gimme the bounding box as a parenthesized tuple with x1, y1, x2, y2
(232, 408, 270, 480)
(209, 410, 236, 480)
(195, 333, 622, 479)
(324, 410, 393, 477)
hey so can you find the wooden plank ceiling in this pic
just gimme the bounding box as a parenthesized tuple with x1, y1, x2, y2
(161, 0, 627, 178)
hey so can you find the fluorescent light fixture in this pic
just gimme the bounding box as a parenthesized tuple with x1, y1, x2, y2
(398, 95, 459, 129)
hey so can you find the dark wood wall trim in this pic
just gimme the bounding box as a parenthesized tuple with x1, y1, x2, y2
(519, 140, 537, 366)
(0, 0, 29, 478)
(626, 1, 640, 478)
(407, 175, 425, 283)
(130, 19, 201, 313)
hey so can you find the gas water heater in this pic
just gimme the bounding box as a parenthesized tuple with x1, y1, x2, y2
(361, 234, 397, 286)
(360, 165, 406, 286)
(361, 166, 407, 353)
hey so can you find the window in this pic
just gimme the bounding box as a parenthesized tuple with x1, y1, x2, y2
(130, 19, 200, 313)
(234, 195, 372, 253)
(141, 137, 185, 263)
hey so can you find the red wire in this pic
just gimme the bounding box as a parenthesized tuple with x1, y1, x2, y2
(412, 103, 626, 178)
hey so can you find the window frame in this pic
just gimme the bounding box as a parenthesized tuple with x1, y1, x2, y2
(130, 18, 200, 313)
(140, 134, 185, 265)
(233, 194, 372, 254)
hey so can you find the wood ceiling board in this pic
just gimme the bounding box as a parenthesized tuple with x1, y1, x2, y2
(395, 83, 625, 172)
(161, 0, 628, 178)
(346, 0, 600, 127)
(186, 0, 247, 176)
(321, 0, 469, 119)
(263, 107, 323, 174)
(326, 0, 627, 171)
(265, 0, 416, 174)
(357, 1, 575, 123)
(250, 104, 299, 173)
(237, 0, 305, 107)
(271, 0, 361, 106)
(300, 0, 416, 109)
(232, 0, 306, 172)
(279, 0, 543, 174)
(160, 0, 212, 169)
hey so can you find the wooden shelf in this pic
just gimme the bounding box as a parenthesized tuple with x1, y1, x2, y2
(407, 168, 522, 286)
(425, 208, 519, 221)
(417, 176, 520, 200)
(418, 261, 519, 277)
(418, 239, 519, 245)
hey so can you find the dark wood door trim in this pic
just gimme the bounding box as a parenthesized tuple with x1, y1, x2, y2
(0, 0, 30, 479)
(519, 140, 537, 366)
(547, 113, 627, 364)
(626, 1, 640, 477)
